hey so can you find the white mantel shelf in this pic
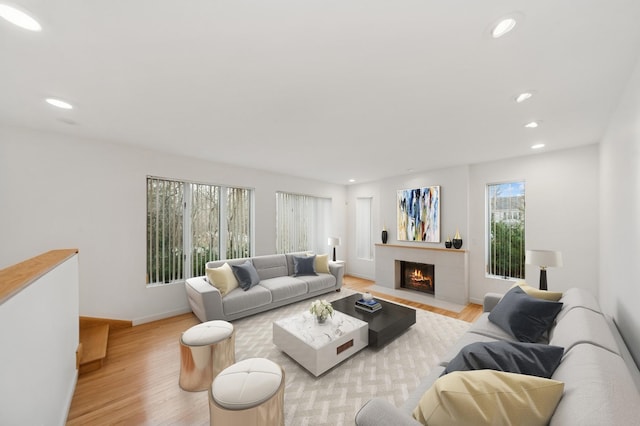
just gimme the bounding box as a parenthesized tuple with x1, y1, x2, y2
(375, 243, 467, 253)
(375, 244, 469, 305)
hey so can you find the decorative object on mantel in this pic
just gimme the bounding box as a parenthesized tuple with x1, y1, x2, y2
(452, 229, 463, 249)
(328, 236, 341, 261)
(445, 237, 452, 249)
(381, 226, 388, 244)
(309, 299, 334, 323)
(525, 250, 563, 290)
(397, 185, 441, 243)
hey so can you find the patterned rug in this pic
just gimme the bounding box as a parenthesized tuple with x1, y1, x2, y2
(231, 289, 470, 425)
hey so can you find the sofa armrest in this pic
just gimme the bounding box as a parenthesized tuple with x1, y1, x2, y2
(483, 292, 503, 312)
(185, 277, 224, 322)
(328, 262, 344, 290)
(355, 398, 421, 426)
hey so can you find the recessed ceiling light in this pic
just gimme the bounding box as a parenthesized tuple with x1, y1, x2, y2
(349, 179, 355, 183)
(492, 18, 516, 38)
(524, 121, 539, 128)
(531, 143, 545, 150)
(0, 4, 42, 31)
(515, 92, 533, 103)
(46, 98, 73, 109)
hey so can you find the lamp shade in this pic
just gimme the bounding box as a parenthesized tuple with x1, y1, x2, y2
(525, 250, 563, 268)
(328, 237, 341, 247)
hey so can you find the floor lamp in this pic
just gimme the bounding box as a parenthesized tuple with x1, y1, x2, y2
(525, 250, 563, 290)
(328, 237, 341, 262)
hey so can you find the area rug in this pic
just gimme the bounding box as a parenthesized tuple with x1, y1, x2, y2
(231, 289, 470, 425)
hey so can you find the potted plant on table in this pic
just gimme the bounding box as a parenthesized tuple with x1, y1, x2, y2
(309, 299, 334, 323)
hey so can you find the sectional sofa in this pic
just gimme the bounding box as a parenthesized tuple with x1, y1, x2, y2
(355, 286, 640, 425)
(185, 252, 344, 322)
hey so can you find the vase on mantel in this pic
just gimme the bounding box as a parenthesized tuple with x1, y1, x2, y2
(381, 227, 388, 244)
(452, 229, 463, 249)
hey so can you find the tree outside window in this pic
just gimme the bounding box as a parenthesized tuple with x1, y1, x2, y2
(487, 181, 525, 279)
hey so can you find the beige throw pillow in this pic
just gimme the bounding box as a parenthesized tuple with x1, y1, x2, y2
(315, 254, 330, 273)
(413, 370, 564, 426)
(206, 263, 239, 296)
(512, 281, 563, 301)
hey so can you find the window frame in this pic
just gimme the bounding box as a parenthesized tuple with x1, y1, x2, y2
(486, 180, 526, 280)
(146, 176, 254, 286)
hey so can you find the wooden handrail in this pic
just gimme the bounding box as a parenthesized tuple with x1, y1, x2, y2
(0, 249, 79, 305)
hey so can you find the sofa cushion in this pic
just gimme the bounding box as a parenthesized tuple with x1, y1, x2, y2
(315, 254, 330, 273)
(549, 307, 620, 355)
(442, 341, 564, 379)
(231, 261, 261, 290)
(488, 286, 562, 343)
(221, 285, 272, 316)
(438, 329, 501, 366)
(257, 276, 308, 302)
(550, 343, 640, 426)
(412, 370, 564, 426)
(293, 255, 317, 276)
(295, 273, 336, 293)
(555, 287, 602, 322)
(285, 252, 311, 275)
(467, 313, 526, 343)
(251, 255, 289, 280)
(206, 263, 239, 296)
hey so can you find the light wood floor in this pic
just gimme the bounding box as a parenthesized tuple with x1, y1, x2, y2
(66, 276, 482, 425)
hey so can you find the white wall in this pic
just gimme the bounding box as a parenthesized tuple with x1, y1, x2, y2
(0, 125, 347, 324)
(347, 147, 599, 305)
(0, 254, 79, 425)
(346, 166, 469, 280)
(468, 145, 599, 302)
(600, 54, 640, 363)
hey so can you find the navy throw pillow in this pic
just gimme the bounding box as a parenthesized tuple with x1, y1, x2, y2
(231, 261, 260, 290)
(488, 286, 563, 343)
(293, 255, 317, 276)
(442, 341, 564, 379)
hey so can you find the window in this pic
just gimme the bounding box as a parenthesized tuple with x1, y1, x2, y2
(487, 181, 525, 279)
(147, 177, 253, 285)
(275, 192, 331, 255)
(356, 197, 373, 260)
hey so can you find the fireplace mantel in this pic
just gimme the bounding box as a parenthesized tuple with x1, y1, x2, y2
(375, 244, 469, 305)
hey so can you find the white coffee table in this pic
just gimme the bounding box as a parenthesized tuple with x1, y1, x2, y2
(273, 310, 368, 376)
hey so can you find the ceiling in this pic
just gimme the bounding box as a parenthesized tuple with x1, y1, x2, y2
(2, 1, 640, 185)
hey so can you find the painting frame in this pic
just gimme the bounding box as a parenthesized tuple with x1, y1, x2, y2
(397, 186, 440, 243)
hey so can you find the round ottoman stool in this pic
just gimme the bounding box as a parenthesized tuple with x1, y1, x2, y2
(209, 358, 285, 426)
(179, 320, 235, 392)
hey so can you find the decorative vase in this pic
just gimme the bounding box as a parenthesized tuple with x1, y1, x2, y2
(452, 239, 463, 249)
(381, 229, 388, 244)
(445, 240, 452, 249)
(316, 315, 327, 324)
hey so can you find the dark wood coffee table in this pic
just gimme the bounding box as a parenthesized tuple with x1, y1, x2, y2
(331, 293, 416, 348)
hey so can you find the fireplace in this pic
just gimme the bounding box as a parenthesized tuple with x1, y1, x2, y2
(400, 261, 435, 295)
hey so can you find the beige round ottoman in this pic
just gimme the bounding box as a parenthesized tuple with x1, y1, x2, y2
(179, 320, 235, 392)
(209, 358, 285, 426)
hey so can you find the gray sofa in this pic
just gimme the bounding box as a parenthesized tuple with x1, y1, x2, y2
(184, 252, 344, 322)
(355, 287, 640, 425)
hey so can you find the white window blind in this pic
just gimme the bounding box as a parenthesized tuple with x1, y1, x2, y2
(356, 197, 373, 260)
(276, 192, 331, 255)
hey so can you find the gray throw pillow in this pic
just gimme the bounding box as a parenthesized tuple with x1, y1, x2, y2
(442, 341, 564, 378)
(293, 255, 317, 276)
(488, 286, 563, 343)
(231, 261, 260, 290)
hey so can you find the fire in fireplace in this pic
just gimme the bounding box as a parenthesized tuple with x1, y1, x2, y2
(400, 261, 435, 295)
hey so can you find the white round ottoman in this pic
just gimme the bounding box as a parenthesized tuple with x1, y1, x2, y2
(179, 320, 235, 392)
(209, 358, 285, 426)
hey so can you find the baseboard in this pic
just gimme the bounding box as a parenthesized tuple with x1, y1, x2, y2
(132, 307, 193, 326)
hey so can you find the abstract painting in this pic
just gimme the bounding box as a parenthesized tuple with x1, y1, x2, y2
(397, 186, 440, 242)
